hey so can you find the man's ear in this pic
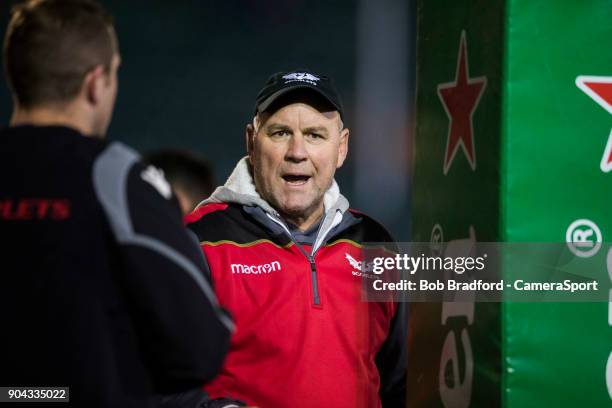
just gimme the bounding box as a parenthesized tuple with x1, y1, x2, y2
(84, 65, 106, 105)
(245, 123, 255, 164)
(336, 127, 349, 168)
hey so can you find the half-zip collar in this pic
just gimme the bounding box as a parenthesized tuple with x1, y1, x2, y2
(199, 156, 357, 307)
(199, 156, 353, 251)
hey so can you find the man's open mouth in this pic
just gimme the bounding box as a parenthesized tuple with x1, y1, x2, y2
(282, 175, 311, 186)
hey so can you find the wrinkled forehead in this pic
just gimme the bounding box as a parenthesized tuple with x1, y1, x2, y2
(265, 90, 338, 117)
(256, 107, 342, 135)
(257, 90, 342, 130)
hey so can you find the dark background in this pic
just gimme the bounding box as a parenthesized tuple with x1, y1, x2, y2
(0, 0, 415, 240)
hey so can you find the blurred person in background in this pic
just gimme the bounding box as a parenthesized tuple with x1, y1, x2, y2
(186, 70, 407, 408)
(0, 1, 233, 407)
(144, 149, 215, 215)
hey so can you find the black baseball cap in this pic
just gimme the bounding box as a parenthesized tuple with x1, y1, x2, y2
(254, 70, 344, 119)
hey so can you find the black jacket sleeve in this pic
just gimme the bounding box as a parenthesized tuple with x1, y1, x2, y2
(369, 220, 407, 407)
(93, 143, 233, 393)
(375, 301, 408, 407)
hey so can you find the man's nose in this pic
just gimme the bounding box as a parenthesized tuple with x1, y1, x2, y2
(285, 133, 308, 162)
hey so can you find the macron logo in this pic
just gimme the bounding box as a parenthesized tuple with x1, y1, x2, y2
(231, 261, 281, 275)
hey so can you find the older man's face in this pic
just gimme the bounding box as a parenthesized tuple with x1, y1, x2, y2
(248, 102, 348, 229)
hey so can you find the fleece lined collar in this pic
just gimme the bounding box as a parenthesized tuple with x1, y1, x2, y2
(199, 156, 351, 252)
(202, 156, 349, 217)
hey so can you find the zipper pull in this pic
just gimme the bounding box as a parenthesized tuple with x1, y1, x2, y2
(308, 255, 316, 269)
(308, 255, 321, 306)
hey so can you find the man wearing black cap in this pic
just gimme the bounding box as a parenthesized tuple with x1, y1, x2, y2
(186, 70, 407, 408)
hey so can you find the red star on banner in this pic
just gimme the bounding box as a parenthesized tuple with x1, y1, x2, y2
(437, 31, 487, 175)
(576, 75, 612, 173)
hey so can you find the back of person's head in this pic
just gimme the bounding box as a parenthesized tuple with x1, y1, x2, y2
(144, 149, 216, 215)
(3, 0, 118, 119)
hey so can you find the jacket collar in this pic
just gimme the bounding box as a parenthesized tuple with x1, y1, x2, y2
(200, 156, 352, 252)
(202, 156, 349, 216)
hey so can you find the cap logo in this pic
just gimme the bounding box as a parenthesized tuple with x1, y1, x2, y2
(282, 72, 320, 86)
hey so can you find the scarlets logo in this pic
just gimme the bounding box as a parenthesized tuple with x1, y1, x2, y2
(282, 72, 320, 86)
(0, 198, 70, 221)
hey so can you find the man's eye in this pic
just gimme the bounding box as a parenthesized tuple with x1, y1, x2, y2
(308, 133, 324, 140)
(272, 130, 289, 137)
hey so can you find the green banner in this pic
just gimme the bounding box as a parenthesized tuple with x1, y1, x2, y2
(412, 0, 612, 406)
(502, 0, 612, 406)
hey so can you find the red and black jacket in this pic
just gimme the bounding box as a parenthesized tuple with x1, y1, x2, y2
(186, 158, 407, 408)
